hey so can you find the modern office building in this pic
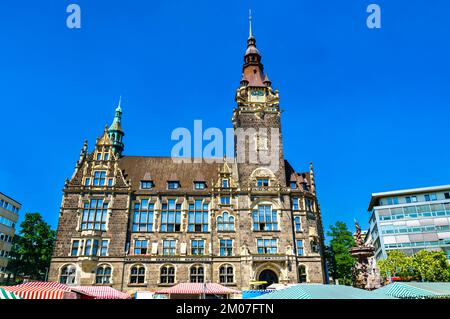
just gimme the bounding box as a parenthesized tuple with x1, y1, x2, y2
(367, 185, 450, 260)
(0, 192, 21, 282)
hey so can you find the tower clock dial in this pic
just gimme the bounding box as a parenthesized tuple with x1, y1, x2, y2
(249, 88, 266, 102)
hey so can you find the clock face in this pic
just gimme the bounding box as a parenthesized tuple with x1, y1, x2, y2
(250, 89, 266, 102)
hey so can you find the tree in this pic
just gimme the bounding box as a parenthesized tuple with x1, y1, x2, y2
(377, 250, 414, 280)
(411, 250, 450, 282)
(326, 221, 355, 285)
(6, 213, 56, 283)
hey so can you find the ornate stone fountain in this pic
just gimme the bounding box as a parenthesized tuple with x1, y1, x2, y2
(349, 221, 381, 290)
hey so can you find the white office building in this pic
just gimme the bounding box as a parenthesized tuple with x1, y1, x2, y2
(367, 185, 450, 260)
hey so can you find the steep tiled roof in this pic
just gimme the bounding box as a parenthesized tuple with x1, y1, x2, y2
(119, 156, 225, 192)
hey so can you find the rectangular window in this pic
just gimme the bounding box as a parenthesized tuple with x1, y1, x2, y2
(191, 240, 204, 255)
(160, 199, 181, 232)
(141, 181, 154, 189)
(100, 240, 108, 256)
(411, 196, 417, 202)
(222, 179, 229, 188)
(71, 240, 79, 256)
(220, 239, 233, 256)
(167, 181, 180, 189)
(163, 240, 176, 255)
(221, 196, 231, 205)
(84, 178, 90, 186)
(134, 240, 148, 255)
(96, 153, 102, 161)
(257, 179, 269, 187)
(81, 199, 108, 230)
(252, 205, 278, 231)
(104, 153, 109, 161)
(296, 240, 304, 256)
(305, 198, 313, 211)
(290, 181, 297, 189)
(294, 216, 301, 232)
(445, 192, 450, 199)
(92, 239, 99, 256)
(93, 171, 107, 186)
(108, 179, 113, 186)
(425, 194, 430, 202)
(194, 182, 206, 190)
(188, 200, 209, 232)
(132, 201, 154, 232)
(430, 193, 437, 201)
(292, 197, 299, 210)
(257, 238, 278, 254)
(393, 197, 399, 204)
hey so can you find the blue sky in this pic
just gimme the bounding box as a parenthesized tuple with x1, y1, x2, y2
(1, 1, 450, 239)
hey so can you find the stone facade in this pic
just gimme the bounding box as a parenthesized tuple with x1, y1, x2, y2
(49, 28, 327, 293)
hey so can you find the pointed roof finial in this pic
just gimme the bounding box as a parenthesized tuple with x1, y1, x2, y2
(116, 95, 122, 112)
(249, 9, 253, 39)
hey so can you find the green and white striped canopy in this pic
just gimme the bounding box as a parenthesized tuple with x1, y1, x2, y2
(0, 287, 22, 299)
(254, 284, 394, 299)
(375, 282, 450, 299)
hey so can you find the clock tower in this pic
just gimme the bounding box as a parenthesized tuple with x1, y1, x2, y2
(232, 12, 286, 187)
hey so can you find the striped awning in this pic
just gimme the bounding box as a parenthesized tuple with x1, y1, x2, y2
(374, 282, 450, 299)
(72, 286, 131, 299)
(0, 287, 22, 299)
(156, 283, 240, 295)
(254, 284, 395, 299)
(2, 282, 92, 299)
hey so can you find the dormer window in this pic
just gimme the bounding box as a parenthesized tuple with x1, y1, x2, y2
(167, 181, 180, 190)
(257, 179, 269, 187)
(194, 181, 206, 190)
(222, 179, 229, 188)
(301, 182, 308, 191)
(141, 181, 154, 189)
(290, 181, 297, 189)
(93, 171, 107, 186)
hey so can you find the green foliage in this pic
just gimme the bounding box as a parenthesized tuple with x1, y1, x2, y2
(412, 250, 450, 282)
(378, 250, 450, 282)
(6, 212, 56, 282)
(326, 221, 356, 285)
(377, 250, 414, 279)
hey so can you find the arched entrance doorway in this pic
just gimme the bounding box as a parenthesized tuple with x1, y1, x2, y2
(258, 269, 278, 288)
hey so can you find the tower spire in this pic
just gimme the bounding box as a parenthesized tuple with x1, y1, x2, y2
(249, 9, 253, 39)
(108, 97, 125, 157)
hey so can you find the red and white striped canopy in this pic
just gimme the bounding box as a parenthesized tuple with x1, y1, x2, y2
(4, 282, 72, 299)
(2, 282, 94, 299)
(73, 286, 131, 299)
(156, 283, 240, 295)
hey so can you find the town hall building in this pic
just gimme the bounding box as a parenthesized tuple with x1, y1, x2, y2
(49, 19, 327, 293)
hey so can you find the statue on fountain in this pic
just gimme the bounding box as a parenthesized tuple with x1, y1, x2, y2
(348, 220, 381, 290)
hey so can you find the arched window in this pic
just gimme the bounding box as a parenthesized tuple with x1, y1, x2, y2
(130, 265, 145, 284)
(190, 265, 204, 283)
(96, 265, 112, 284)
(219, 264, 234, 284)
(299, 265, 307, 283)
(60, 265, 76, 285)
(160, 265, 175, 284)
(217, 212, 235, 231)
